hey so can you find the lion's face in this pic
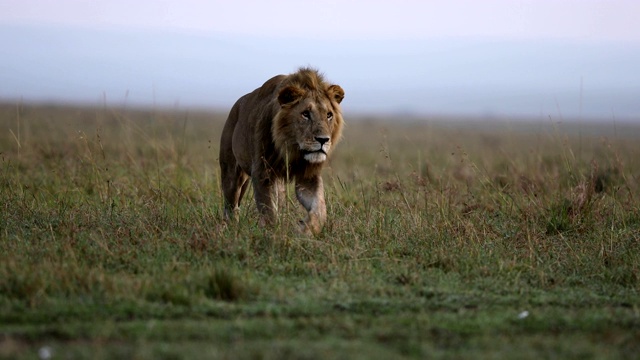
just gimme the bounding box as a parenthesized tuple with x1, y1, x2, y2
(273, 84, 344, 165)
(291, 97, 336, 163)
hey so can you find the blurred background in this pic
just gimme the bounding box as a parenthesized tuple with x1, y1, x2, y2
(1, 0, 639, 120)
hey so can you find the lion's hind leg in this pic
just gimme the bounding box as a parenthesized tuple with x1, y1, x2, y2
(221, 164, 249, 221)
(251, 175, 278, 227)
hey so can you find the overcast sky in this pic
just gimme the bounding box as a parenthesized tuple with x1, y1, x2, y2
(1, 0, 639, 119)
(3, 0, 640, 42)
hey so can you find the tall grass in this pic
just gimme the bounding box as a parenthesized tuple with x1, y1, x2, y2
(1, 103, 639, 358)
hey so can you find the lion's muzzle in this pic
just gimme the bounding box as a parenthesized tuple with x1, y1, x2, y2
(301, 136, 331, 163)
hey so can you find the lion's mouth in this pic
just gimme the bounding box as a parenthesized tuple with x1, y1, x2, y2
(301, 149, 328, 163)
(302, 149, 327, 156)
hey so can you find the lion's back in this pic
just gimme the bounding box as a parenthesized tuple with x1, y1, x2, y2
(220, 75, 285, 174)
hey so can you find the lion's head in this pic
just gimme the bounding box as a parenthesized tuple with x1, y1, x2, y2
(272, 68, 345, 165)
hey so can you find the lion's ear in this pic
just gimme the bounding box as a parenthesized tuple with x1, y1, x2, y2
(327, 85, 344, 104)
(278, 86, 304, 106)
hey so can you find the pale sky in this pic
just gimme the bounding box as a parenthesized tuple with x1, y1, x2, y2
(2, 0, 639, 42)
(1, 1, 639, 119)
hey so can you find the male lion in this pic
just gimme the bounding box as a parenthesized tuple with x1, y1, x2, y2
(219, 68, 345, 234)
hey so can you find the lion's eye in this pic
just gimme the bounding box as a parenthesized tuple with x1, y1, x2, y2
(301, 110, 311, 119)
(327, 112, 333, 121)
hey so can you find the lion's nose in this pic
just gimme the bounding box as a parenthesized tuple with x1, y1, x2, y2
(315, 136, 330, 145)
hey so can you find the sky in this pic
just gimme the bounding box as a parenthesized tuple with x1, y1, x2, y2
(1, 0, 639, 120)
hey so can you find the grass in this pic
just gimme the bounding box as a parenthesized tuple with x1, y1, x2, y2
(1, 102, 639, 359)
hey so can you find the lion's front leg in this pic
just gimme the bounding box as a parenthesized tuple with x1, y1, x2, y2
(295, 176, 326, 235)
(274, 178, 286, 211)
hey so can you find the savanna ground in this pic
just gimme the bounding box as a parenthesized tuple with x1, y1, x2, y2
(1, 102, 639, 359)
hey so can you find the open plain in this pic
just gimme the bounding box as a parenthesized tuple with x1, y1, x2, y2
(1, 103, 639, 359)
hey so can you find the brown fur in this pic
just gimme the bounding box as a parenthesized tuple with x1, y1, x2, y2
(219, 68, 345, 234)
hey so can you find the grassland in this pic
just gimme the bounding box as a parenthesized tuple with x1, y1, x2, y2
(1, 102, 639, 359)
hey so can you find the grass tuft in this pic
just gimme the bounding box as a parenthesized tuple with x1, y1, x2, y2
(202, 267, 252, 302)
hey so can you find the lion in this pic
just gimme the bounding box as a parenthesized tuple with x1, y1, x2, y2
(219, 67, 345, 234)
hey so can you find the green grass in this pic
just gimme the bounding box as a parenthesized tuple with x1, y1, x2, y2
(1, 103, 639, 359)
